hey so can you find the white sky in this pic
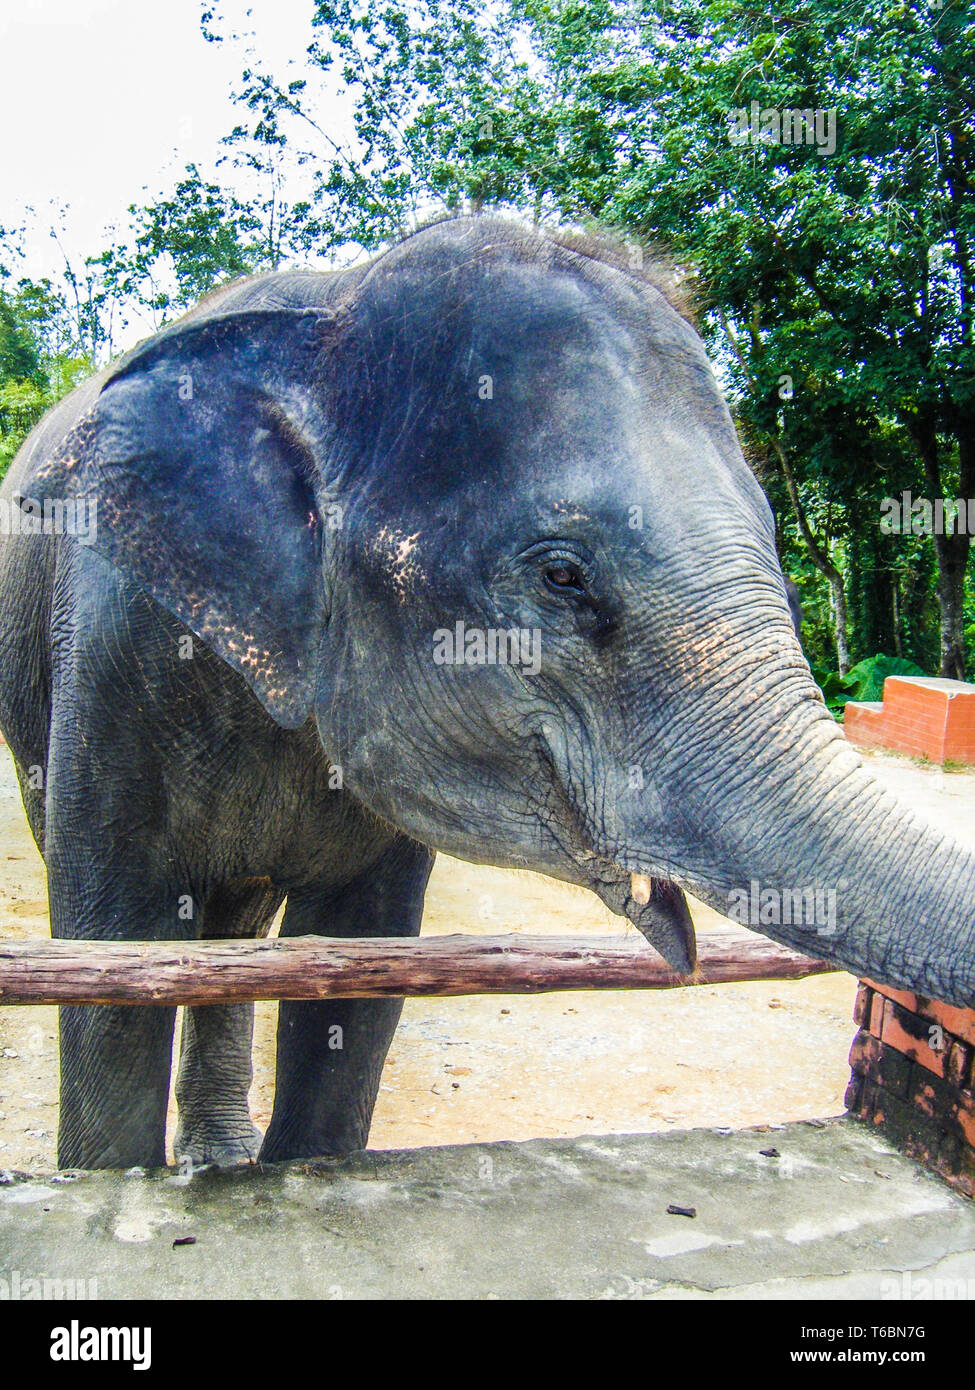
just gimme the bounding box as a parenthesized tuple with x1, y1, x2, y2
(0, 0, 328, 276)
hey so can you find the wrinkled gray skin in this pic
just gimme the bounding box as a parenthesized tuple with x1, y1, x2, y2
(1, 217, 973, 1171)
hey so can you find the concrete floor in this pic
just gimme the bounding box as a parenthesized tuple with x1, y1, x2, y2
(3, 1118, 974, 1300)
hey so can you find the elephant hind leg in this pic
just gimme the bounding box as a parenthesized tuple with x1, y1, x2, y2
(174, 877, 284, 1168)
(260, 837, 435, 1164)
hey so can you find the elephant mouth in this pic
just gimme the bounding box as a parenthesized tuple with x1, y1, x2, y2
(534, 744, 697, 973)
(591, 870, 697, 975)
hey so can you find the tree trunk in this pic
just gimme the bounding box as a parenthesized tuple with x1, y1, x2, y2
(933, 530, 968, 680)
(774, 439, 849, 673)
(911, 408, 971, 679)
(713, 309, 850, 672)
(828, 568, 850, 674)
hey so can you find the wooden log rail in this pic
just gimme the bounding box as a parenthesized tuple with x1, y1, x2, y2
(0, 927, 835, 1006)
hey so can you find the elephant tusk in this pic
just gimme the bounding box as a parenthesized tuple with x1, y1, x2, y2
(630, 873, 653, 905)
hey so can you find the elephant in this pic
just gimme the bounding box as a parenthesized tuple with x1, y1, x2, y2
(1, 215, 973, 1171)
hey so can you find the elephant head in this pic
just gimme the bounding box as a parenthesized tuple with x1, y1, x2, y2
(22, 216, 975, 1003)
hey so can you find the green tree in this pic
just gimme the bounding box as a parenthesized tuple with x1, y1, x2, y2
(94, 168, 261, 327)
(210, 0, 973, 675)
(0, 231, 99, 479)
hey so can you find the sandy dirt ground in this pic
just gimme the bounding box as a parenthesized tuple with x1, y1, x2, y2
(2, 740, 974, 1173)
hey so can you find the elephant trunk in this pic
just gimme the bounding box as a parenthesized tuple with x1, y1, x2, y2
(638, 581, 975, 1006)
(691, 739, 975, 1005)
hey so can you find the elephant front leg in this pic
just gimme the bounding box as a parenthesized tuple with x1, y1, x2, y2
(58, 1004, 176, 1170)
(48, 854, 184, 1170)
(259, 837, 434, 1164)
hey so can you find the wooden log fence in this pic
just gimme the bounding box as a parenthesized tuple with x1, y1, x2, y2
(0, 926, 835, 1006)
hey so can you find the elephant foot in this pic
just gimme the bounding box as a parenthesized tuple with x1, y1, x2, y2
(173, 1120, 264, 1169)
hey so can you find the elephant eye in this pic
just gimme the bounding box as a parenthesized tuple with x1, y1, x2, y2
(544, 562, 586, 596)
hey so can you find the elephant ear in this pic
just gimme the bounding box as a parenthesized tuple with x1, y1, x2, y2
(23, 308, 336, 728)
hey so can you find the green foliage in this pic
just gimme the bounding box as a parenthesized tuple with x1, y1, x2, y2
(5, 0, 975, 691)
(0, 275, 51, 479)
(0, 291, 44, 385)
(93, 168, 262, 320)
(214, 0, 970, 677)
(0, 237, 98, 482)
(813, 653, 928, 717)
(0, 377, 47, 475)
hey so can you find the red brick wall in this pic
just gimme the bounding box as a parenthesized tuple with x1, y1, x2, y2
(844, 677, 975, 764)
(847, 979, 975, 1197)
